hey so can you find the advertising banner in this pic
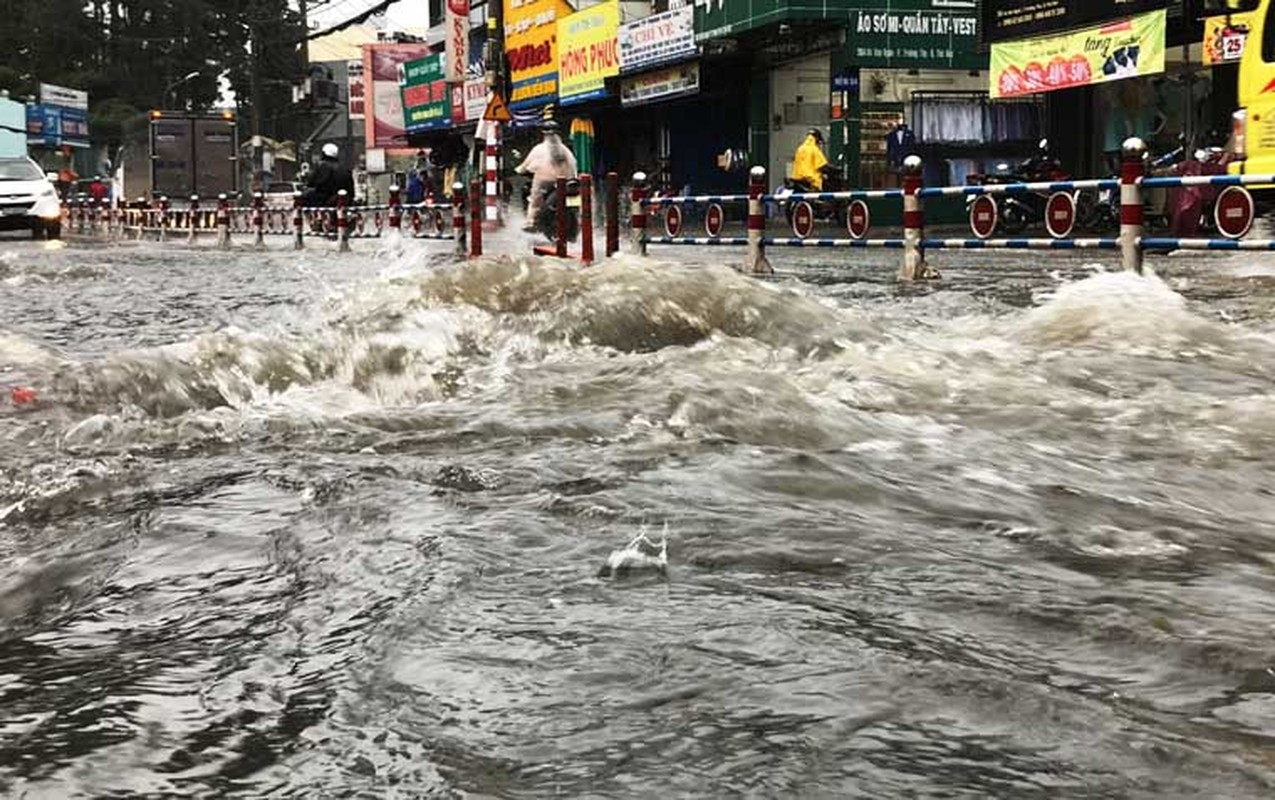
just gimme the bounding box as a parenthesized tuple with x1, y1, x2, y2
(362, 43, 432, 151)
(1203, 15, 1249, 66)
(446, 0, 470, 83)
(620, 61, 700, 108)
(619, 5, 695, 74)
(401, 53, 451, 133)
(989, 10, 1166, 99)
(504, 0, 576, 111)
(558, 1, 621, 105)
(450, 78, 489, 124)
(980, 0, 1164, 45)
(849, 2, 981, 70)
(40, 82, 88, 111)
(348, 59, 366, 120)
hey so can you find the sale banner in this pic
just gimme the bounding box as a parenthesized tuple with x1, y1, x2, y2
(989, 9, 1165, 99)
(558, 1, 620, 105)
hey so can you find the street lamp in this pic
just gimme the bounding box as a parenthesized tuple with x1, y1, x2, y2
(165, 71, 201, 110)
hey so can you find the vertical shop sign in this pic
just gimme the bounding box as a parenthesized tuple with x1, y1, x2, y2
(558, 1, 621, 105)
(446, 0, 470, 83)
(990, 10, 1166, 99)
(504, 0, 576, 111)
(348, 59, 366, 120)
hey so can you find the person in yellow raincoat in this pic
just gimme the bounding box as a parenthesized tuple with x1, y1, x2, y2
(792, 128, 829, 191)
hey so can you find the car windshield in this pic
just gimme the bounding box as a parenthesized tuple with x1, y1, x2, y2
(0, 160, 44, 181)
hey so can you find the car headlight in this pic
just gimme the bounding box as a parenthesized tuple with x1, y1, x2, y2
(39, 187, 56, 199)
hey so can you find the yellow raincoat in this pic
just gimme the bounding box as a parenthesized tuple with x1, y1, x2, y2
(792, 134, 829, 190)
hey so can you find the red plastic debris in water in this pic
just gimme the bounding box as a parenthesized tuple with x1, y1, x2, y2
(10, 387, 37, 405)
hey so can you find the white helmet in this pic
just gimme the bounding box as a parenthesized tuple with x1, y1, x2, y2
(322, 143, 339, 159)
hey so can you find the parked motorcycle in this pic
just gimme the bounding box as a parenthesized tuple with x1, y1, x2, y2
(1076, 145, 1186, 234)
(966, 139, 1070, 235)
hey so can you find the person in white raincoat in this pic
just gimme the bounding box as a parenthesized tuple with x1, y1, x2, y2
(515, 121, 578, 230)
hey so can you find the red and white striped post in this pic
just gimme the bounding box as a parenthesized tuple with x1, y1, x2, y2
(216, 193, 230, 249)
(1120, 136, 1146, 275)
(485, 125, 501, 228)
(899, 154, 934, 281)
(158, 196, 170, 242)
(580, 174, 594, 265)
(605, 171, 619, 257)
(746, 166, 772, 275)
(629, 171, 648, 257)
(188, 194, 200, 244)
(253, 191, 266, 248)
(452, 182, 467, 258)
(388, 184, 402, 236)
(470, 178, 483, 258)
(555, 176, 569, 258)
(336, 190, 350, 252)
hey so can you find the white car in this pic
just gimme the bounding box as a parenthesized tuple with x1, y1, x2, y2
(0, 157, 62, 239)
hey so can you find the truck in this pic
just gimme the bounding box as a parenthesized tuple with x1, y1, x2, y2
(117, 110, 239, 205)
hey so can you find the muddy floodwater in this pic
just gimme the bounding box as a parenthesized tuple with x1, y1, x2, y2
(2, 235, 1275, 798)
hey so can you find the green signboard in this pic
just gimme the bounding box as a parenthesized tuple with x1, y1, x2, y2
(850, 3, 983, 69)
(401, 53, 450, 133)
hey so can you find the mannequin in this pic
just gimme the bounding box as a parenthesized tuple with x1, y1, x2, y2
(886, 122, 916, 169)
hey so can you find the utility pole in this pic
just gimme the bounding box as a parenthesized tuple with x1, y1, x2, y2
(251, 4, 263, 193)
(299, 0, 309, 69)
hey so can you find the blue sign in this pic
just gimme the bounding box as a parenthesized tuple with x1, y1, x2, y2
(24, 103, 90, 148)
(832, 68, 861, 93)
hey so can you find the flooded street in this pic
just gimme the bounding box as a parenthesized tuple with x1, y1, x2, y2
(2, 235, 1275, 797)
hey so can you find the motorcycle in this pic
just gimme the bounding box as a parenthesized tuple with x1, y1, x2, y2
(1076, 145, 1186, 233)
(779, 161, 849, 230)
(530, 178, 581, 242)
(966, 139, 1071, 235)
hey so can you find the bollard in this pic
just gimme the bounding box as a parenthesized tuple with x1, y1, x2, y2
(188, 195, 200, 244)
(336, 190, 350, 252)
(1121, 136, 1146, 274)
(629, 171, 648, 256)
(253, 192, 266, 248)
(388, 184, 402, 235)
(555, 176, 569, 258)
(470, 178, 483, 258)
(158, 196, 170, 242)
(453, 182, 467, 257)
(581, 174, 594, 265)
(89, 199, 100, 235)
(216, 194, 230, 249)
(899, 155, 936, 281)
(745, 166, 773, 275)
(292, 192, 304, 250)
(605, 171, 619, 257)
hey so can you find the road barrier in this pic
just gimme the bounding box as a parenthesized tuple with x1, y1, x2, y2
(65, 189, 465, 249)
(622, 137, 1275, 278)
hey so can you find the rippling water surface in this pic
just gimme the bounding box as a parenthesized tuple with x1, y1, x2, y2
(2, 235, 1275, 798)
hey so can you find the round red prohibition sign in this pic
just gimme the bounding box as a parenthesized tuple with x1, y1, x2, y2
(792, 200, 815, 238)
(1044, 191, 1076, 239)
(705, 203, 724, 237)
(969, 195, 998, 239)
(664, 204, 683, 237)
(847, 199, 870, 240)
(1214, 185, 1254, 239)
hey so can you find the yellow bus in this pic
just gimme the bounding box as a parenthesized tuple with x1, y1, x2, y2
(1230, 0, 1275, 175)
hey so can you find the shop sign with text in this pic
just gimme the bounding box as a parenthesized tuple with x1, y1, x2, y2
(980, 0, 1164, 45)
(558, 1, 620, 105)
(348, 59, 365, 120)
(363, 42, 432, 150)
(619, 5, 696, 74)
(620, 61, 700, 107)
(401, 54, 451, 133)
(450, 78, 489, 123)
(445, 0, 470, 82)
(1203, 15, 1248, 66)
(990, 9, 1166, 99)
(504, 0, 575, 110)
(850, 2, 982, 70)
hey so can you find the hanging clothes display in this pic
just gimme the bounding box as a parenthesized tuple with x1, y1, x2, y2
(911, 93, 1043, 144)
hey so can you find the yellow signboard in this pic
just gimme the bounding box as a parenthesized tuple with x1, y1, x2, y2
(990, 10, 1166, 99)
(504, 0, 575, 110)
(1203, 15, 1249, 66)
(558, 1, 621, 105)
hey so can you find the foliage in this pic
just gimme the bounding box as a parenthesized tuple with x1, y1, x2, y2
(0, 0, 305, 147)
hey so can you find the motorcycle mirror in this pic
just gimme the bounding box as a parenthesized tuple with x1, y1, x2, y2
(1038, 138, 1049, 152)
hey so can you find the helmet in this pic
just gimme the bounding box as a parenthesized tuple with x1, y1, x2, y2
(322, 143, 339, 159)
(541, 120, 559, 134)
(808, 128, 824, 143)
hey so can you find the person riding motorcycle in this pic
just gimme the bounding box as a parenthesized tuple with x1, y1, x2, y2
(515, 121, 578, 230)
(791, 128, 830, 191)
(302, 143, 354, 207)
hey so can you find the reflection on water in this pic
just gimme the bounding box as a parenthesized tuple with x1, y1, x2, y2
(1, 239, 1275, 797)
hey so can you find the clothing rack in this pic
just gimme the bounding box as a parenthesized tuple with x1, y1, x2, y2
(910, 91, 1044, 145)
